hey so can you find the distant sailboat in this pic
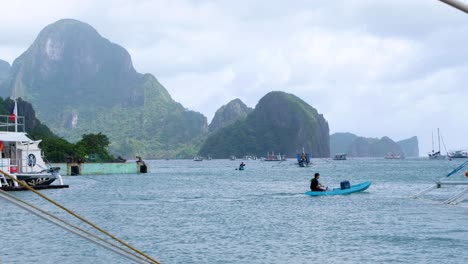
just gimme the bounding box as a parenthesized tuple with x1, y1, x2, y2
(428, 128, 446, 159)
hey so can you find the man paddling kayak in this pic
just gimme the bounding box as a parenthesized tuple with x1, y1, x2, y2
(310, 172, 326, 191)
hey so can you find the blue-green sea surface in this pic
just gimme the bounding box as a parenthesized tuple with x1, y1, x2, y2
(1, 158, 467, 263)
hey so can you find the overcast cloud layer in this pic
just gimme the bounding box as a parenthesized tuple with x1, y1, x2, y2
(1, 0, 467, 156)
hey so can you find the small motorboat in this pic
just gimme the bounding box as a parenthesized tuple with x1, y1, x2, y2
(305, 181, 371, 196)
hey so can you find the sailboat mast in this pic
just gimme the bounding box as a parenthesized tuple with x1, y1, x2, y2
(432, 131, 434, 152)
(437, 128, 441, 152)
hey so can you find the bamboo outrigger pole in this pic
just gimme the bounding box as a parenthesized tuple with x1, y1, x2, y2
(412, 160, 468, 205)
(439, 0, 468, 13)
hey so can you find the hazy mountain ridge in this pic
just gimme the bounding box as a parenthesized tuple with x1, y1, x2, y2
(397, 136, 419, 157)
(0, 59, 10, 85)
(330, 132, 419, 157)
(200, 91, 330, 158)
(330, 132, 358, 155)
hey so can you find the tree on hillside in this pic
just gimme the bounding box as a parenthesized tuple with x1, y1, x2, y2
(75, 133, 114, 162)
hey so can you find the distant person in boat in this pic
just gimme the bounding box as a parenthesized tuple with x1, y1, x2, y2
(239, 162, 246, 170)
(299, 153, 307, 166)
(310, 172, 326, 191)
(301, 153, 306, 161)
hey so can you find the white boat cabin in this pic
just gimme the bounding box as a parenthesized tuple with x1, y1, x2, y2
(0, 131, 50, 175)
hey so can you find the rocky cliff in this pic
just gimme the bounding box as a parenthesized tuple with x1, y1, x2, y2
(199, 91, 330, 158)
(347, 136, 404, 157)
(0, 97, 55, 139)
(0, 19, 207, 158)
(209, 98, 252, 132)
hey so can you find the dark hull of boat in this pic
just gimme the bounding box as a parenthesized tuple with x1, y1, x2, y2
(16, 175, 56, 186)
(1, 184, 69, 191)
(449, 155, 468, 159)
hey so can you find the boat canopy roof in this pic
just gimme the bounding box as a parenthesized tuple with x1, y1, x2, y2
(0, 132, 33, 142)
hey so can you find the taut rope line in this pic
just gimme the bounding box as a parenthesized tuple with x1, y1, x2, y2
(0, 190, 152, 263)
(0, 169, 160, 264)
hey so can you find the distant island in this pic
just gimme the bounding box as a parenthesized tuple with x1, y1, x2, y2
(199, 91, 330, 158)
(330, 132, 419, 157)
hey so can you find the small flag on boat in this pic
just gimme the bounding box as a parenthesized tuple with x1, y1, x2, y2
(9, 100, 17, 122)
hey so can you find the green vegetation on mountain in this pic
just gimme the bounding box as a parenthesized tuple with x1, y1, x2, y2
(0, 97, 55, 141)
(199, 91, 330, 158)
(0, 97, 115, 162)
(0, 19, 207, 158)
(40, 133, 115, 163)
(209, 99, 253, 132)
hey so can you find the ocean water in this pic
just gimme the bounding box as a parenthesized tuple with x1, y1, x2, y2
(1, 158, 467, 264)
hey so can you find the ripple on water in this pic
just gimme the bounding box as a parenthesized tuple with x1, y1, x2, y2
(0, 158, 467, 263)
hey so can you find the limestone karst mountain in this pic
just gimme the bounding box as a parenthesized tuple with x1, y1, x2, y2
(209, 98, 253, 132)
(200, 91, 330, 158)
(0, 19, 207, 158)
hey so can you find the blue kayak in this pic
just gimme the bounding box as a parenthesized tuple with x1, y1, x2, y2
(305, 181, 371, 196)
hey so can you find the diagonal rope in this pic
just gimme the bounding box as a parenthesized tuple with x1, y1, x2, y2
(0, 169, 160, 264)
(0, 189, 153, 263)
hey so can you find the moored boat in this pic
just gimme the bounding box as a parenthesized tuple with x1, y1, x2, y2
(296, 150, 311, 167)
(305, 181, 371, 196)
(428, 128, 446, 159)
(333, 154, 347, 160)
(384, 153, 404, 159)
(193, 156, 203, 161)
(448, 150, 468, 159)
(263, 152, 286, 161)
(0, 101, 66, 190)
(243, 155, 256, 160)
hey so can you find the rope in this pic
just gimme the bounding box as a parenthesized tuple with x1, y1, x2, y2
(0, 190, 153, 264)
(0, 169, 160, 264)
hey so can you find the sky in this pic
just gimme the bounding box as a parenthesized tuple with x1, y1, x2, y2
(0, 0, 467, 156)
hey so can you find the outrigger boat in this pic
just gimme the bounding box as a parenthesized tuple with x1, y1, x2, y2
(0, 100, 66, 190)
(305, 181, 371, 196)
(296, 147, 311, 167)
(263, 151, 286, 161)
(333, 154, 347, 160)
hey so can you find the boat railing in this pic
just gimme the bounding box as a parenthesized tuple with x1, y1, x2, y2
(0, 157, 47, 174)
(0, 115, 26, 132)
(0, 173, 8, 186)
